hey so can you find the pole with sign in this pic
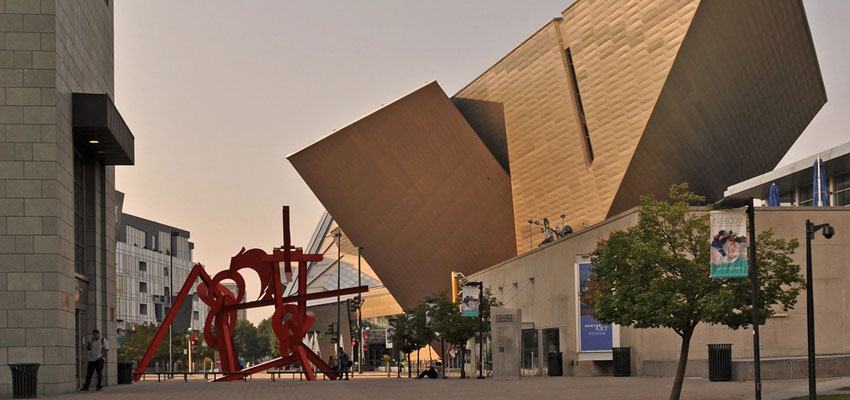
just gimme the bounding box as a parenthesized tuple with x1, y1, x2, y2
(713, 197, 761, 400)
(462, 282, 485, 379)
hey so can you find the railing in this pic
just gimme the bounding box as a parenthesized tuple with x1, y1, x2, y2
(132, 371, 253, 382)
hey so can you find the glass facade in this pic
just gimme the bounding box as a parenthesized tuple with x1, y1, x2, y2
(116, 224, 207, 331)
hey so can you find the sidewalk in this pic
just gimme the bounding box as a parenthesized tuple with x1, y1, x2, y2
(43, 375, 850, 400)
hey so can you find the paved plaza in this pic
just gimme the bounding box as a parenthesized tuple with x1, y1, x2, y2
(41, 374, 850, 400)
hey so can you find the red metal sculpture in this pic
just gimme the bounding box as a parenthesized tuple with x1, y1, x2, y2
(133, 207, 367, 381)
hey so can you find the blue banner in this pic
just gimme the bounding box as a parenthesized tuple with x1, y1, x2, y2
(579, 263, 612, 351)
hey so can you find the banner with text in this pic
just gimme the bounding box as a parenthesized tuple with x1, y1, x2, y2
(709, 210, 749, 278)
(385, 326, 394, 349)
(578, 262, 612, 351)
(461, 286, 480, 317)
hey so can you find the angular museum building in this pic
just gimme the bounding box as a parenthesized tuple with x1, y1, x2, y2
(290, 0, 848, 379)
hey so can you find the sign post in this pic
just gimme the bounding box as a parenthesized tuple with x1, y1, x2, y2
(462, 282, 485, 379)
(713, 197, 761, 400)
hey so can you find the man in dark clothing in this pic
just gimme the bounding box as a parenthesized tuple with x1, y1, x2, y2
(81, 329, 109, 391)
(338, 347, 350, 380)
(417, 365, 439, 379)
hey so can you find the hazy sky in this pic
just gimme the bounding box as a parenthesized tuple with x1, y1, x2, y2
(113, 1, 849, 323)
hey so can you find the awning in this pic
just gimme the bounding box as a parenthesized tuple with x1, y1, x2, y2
(72, 93, 135, 165)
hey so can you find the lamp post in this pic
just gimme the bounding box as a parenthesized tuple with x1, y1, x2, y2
(527, 220, 533, 251)
(333, 230, 342, 360)
(357, 246, 363, 374)
(713, 197, 760, 400)
(804, 220, 835, 400)
(168, 228, 178, 374)
(465, 281, 485, 379)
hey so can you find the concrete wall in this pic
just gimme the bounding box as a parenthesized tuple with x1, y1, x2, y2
(469, 207, 849, 379)
(0, 0, 117, 395)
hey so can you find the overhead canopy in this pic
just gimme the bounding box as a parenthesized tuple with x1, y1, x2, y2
(73, 93, 135, 165)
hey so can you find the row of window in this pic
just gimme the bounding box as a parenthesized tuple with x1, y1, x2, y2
(137, 261, 169, 276)
(137, 303, 200, 321)
(776, 172, 850, 207)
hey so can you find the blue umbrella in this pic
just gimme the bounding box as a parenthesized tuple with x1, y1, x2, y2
(812, 157, 829, 206)
(768, 183, 780, 206)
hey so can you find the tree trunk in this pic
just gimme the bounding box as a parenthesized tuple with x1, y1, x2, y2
(407, 352, 412, 378)
(670, 329, 694, 400)
(417, 348, 421, 376)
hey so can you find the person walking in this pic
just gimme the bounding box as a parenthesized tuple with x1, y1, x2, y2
(81, 329, 109, 391)
(338, 347, 350, 380)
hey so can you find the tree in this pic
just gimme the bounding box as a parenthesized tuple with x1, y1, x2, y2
(409, 303, 437, 375)
(389, 312, 418, 377)
(257, 317, 280, 358)
(232, 319, 266, 364)
(427, 284, 501, 378)
(585, 184, 804, 400)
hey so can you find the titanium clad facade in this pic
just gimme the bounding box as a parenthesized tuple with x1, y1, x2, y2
(289, 82, 516, 309)
(289, 0, 826, 309)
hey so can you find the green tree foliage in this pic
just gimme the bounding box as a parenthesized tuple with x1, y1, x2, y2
(586, 184, 804, 400)
(232, 319, 266, 364)
(257, 317, 280, 357)
(425, 284, 501, 378)
(117, 324, 213, 371)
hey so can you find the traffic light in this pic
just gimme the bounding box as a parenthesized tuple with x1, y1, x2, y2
(327, 323, 334, 334)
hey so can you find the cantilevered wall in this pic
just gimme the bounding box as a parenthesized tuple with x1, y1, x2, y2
(289, 82, 516, 308)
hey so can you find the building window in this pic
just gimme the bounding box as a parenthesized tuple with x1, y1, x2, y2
(834, 173, 850, 206)
(139, 282, 147, 293)
(140, 304, 147, 315)
(566, 48, 594, 162)
(164, 267, 169, 277)
(799, 184, 813, 206)
(139, 261, 147, 272)
(164, 286, 170, 297)
(779, 191, 795, 206)
(74, 153, 85, 275)
(193, 311, 199, 321)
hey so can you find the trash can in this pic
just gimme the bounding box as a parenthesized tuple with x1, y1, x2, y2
(708, 344, 732, 381)
(9, 363, 39, 398)
(547, 352, 563, 376)
(612, 347, 630, 377)
(118, 361, 134, 384)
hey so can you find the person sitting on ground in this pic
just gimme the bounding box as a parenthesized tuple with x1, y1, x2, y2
(417, 365, 439, 379)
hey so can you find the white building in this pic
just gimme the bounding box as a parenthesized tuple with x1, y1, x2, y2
(115, 193, 207, 332)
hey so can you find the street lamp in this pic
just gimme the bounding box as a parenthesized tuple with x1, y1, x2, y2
(333, 230, 342, 361)
(527, 220, 533, 251)
(168, 228, 179, 375)
(713, 197, 761, 400)
(357, 246, 363, 374)
(804, 220, 834, 400)
(464, 281, 485, 379)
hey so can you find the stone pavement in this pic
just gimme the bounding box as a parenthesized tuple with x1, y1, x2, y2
(42, 374, 850, 400)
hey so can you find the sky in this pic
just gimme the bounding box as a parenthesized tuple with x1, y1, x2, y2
(113, 0, 850, 324)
